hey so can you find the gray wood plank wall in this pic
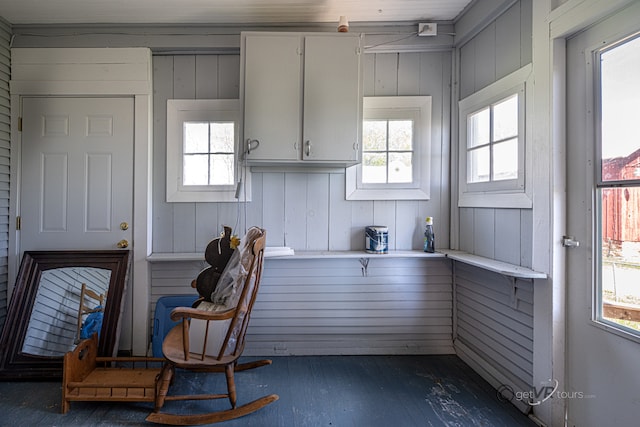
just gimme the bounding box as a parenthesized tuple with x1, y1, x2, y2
(152, 50, 451, 254)
(150, 49, 453, 354)
(151, 257, 454, 356)
(456, 0, 533, 269)
(0, 18, 10, 331)
(453, 0, 534, 408)
(453, 262, 533, 412)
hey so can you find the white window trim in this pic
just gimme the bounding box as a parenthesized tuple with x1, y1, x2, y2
(458, 64, 533, 208)
(346, 96, 431, 201)
(166, 99, 250, 202)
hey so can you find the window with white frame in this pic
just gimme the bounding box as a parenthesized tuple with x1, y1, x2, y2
(595, 34, 640, 340)
(167, 99, 249, 202)
(346, 96, 431, 200)
(458, 64, 531, 208)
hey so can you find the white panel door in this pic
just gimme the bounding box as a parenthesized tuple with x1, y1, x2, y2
(20, 97, 133, 251)
(565, 4, 640, 426)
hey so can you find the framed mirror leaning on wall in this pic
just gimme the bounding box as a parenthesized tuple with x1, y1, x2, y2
(0, 250, 130, 380)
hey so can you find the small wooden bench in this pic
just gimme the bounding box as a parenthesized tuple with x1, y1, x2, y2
(62, 335, 171, 414)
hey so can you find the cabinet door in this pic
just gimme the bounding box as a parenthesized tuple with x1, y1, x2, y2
(243, 34, 302, 161)
(303, 35, 361, 162)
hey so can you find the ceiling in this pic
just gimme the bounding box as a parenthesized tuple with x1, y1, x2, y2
(0, 0, 473, 26)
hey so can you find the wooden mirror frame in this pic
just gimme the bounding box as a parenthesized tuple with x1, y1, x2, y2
(0, 250, 130, 380)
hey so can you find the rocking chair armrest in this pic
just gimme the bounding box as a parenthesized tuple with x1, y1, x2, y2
(170, 306, 237, 322)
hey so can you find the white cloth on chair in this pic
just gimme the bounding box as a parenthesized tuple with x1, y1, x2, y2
(188, 227, 263, 358)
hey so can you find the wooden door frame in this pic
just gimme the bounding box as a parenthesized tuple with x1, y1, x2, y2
(8, 48, 153, 356)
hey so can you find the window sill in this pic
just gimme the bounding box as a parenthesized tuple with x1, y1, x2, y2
(147, 249, 446, 262)
(441, 249, 546, 279)
(457, 191, 532, 209)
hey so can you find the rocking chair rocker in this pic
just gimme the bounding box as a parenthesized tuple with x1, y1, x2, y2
(146, 227, 278, 425)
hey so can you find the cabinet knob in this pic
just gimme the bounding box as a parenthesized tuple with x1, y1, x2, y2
(305, 140, 312, 157)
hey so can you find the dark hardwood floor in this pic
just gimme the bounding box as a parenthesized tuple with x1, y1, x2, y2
(0, 355, 536, 426)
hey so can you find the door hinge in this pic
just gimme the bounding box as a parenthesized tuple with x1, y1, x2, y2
(18, 117, 22, 132)
(16, 216, 21, 231)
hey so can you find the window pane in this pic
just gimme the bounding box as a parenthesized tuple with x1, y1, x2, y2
(493, 138, 518, 181)
(210, 122, 235, 152)
(388, 120, 413, 150)
(363, 153, 387, 183)
(467, 146, 490, 183)
(467, 108, 490, 148)
(388, 152, 412, 183)
(183, 154, 208, 185)
(209, 154, 234, 185)
(600, 36, 640, 182)
(184, 122, 209, 153)
(600, 187, 640, 333)
(363, 120, 387, 151)
(493, 94, 518, 141)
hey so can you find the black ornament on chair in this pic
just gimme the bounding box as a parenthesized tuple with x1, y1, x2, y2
(193, 226, 236, 303)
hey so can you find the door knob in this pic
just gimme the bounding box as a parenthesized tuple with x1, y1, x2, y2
(117, 239, 129, 249)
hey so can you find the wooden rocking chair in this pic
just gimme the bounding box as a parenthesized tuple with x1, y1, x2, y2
(76, 282, 106, 342)
(146, 227, 278, 425)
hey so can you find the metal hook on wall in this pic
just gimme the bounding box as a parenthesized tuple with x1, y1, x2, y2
(359, 257, 369, 277)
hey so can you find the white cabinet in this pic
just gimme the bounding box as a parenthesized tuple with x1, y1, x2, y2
(241, 32, 362, 166)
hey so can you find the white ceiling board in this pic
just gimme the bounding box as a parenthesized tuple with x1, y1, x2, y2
(0, 0, 473, 25)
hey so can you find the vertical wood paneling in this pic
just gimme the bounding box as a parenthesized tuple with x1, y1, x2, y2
(284, 173, 307, 249)
(218, 55, 240, 99)
(152, 56, 174, 253)
(171, 56, 197, 252)
(494, 209, 521, 265)
(195, 55, 218, 98)
(396, 201, 420, 250)
(306, 173, 329, 251)
(373, 53, 398, 96)
(495, 2, 522, 80)
(473, 208, 495, 258)
(153, 50, 450, 254)
(459, 39, 476, 99)
(350, 200, 374, 250)
(421, 51, 450, 251)
(328, 173, 351, 250)
(397, 53, 421, 95)
(262, 172, 285, 247)
(520, 208, 533, 269)
(520, 0, 533, 67)
(194, 204, 219, 252)
(455, 0, 533, 268)
(474, 24, 497, 92)
(245, 172, 263, 233)
(361, 53, 375, 96)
